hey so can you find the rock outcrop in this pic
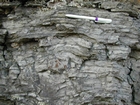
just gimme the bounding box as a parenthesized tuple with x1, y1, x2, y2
(0, 0, 140, 105)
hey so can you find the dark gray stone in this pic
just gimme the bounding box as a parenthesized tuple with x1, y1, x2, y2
(0, 0, 140, 105)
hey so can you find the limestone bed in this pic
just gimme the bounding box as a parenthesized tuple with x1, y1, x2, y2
(0, 0, 140, 105)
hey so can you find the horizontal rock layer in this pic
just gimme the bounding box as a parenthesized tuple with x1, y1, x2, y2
(0, 0, 140, 105)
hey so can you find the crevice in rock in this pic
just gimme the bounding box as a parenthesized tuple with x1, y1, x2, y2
(127, 67, 135, 104)
(78, 60, 85, 70)
(19, 38, 39, 44)
(2, 30, 8, 61)
(77, 43, 95, 70)
(104, 44, 109, 60)
(67, 57, 71, 70)
(128, 68, 134, 82)
(11, 62, 21, 85)
(78, 57, 91, 71)
(131, 84, 135, 104)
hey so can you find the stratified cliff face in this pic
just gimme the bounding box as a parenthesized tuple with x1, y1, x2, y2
(0, 0, 140, 105)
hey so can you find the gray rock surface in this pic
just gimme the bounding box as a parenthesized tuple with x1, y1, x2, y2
(0, 0, 140, 105)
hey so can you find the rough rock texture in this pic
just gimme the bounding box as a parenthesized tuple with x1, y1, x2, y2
(0, 0, 140, 105)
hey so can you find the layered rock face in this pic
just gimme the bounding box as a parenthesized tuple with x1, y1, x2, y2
(0, 0, 140, 105)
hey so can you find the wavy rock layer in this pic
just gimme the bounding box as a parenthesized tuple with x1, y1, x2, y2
(0, 0, 140, 105)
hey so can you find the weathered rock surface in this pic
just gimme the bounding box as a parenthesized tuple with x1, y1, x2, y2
(0, 0, 140, 105)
